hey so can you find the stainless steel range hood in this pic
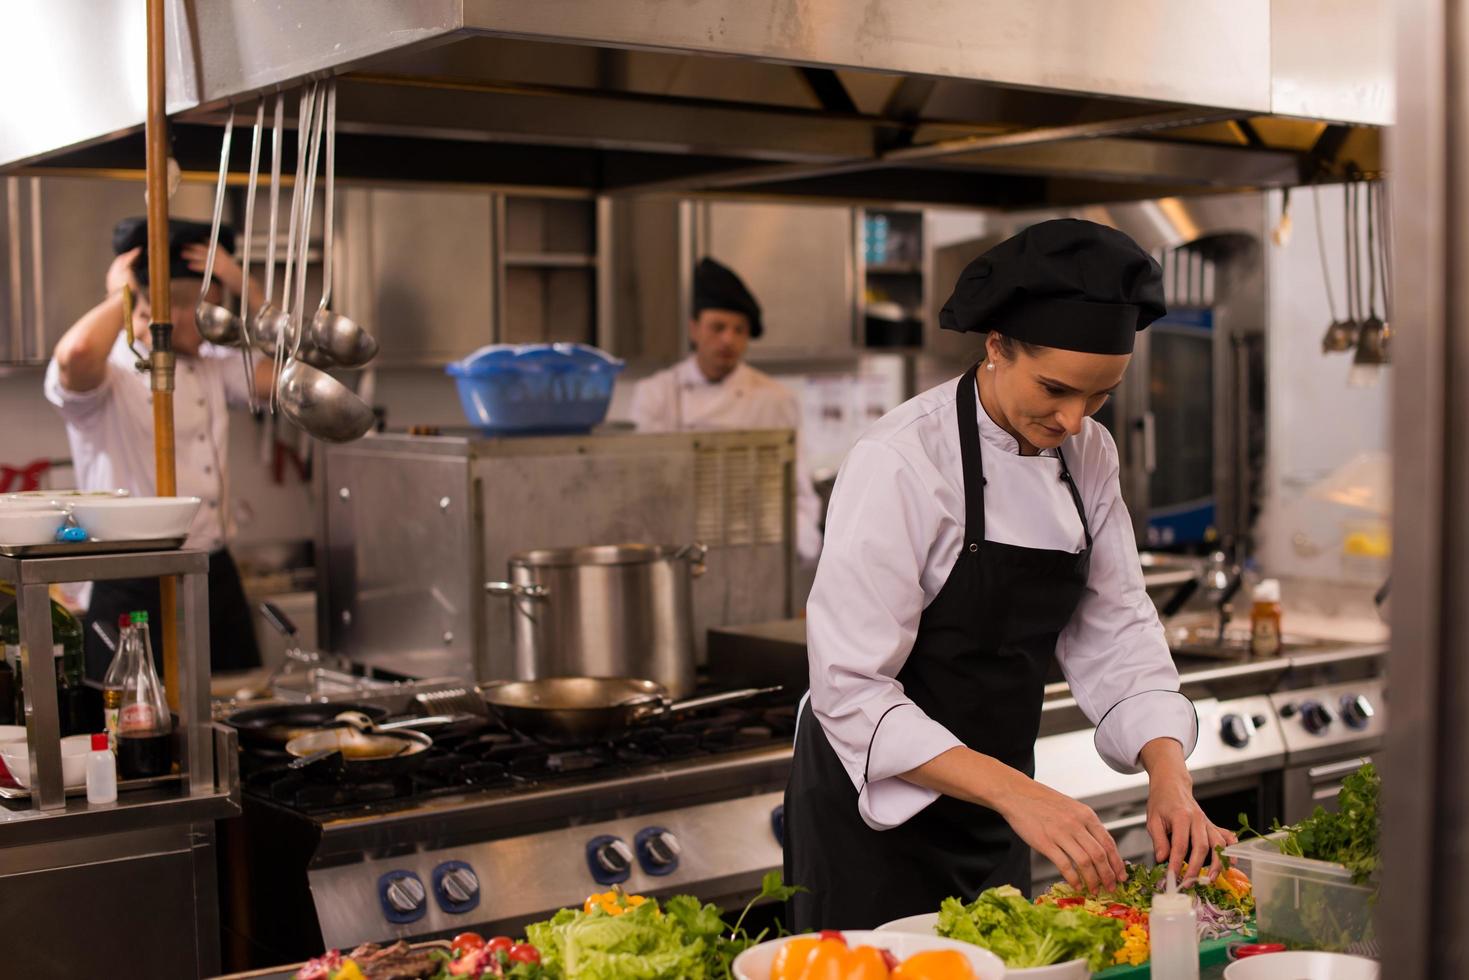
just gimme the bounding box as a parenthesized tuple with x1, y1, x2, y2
(2, 0, 1390, 207)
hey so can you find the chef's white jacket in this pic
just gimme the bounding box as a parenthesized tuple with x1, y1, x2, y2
(807, 374, 1197, 830)
(631, 356, 823, 562)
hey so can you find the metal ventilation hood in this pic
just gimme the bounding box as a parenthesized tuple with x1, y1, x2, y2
(3, 0, 1389, 208)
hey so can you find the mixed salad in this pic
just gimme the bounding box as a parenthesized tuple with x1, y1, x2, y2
(937, 861, 1255, 971)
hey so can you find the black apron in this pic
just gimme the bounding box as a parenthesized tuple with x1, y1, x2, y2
(785, 364, 1094, 931)
(83, 548, 260, 681)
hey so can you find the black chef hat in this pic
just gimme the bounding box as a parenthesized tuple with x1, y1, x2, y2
(938, 218, 1165, 355)
(693, 257, 763, 338)
(112, 217, 235, 289)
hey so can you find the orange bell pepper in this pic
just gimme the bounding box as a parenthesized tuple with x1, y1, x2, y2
(891, 949, 977, 980)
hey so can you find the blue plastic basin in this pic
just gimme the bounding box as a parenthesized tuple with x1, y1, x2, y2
(445, 343, 625, 435)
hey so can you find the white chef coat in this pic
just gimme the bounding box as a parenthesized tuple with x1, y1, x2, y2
(631, 355, 823, 561)
(807, 374, 1197, 831)
(44, 334, 250, 552)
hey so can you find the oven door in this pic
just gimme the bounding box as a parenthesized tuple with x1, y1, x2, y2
(1283, 754, 1375, 825)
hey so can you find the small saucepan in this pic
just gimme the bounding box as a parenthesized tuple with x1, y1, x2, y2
(481, 677, 782, 744)
(285, 721, 433, 782)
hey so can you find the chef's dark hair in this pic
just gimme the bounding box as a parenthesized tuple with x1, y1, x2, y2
(991, 334, 1042, 361)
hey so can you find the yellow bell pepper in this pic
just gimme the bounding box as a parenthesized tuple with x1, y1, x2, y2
(331, 962, 366, 980)
(1113, 924, 1150, 967)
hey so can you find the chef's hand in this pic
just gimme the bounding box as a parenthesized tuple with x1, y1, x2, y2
(106, 247, 141, 295)
(1000, 778, 1127, 894)
(182, 242, 240, 292)
(1141, 737, 1237, 885)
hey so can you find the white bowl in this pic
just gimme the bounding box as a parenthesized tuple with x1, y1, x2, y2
(66, 495, 200, 542)
(1224, 951, 1380, 980)
(0, 725, 23, 785)
(877, 912, 1089, 978)
(732, 930, 1005, 980)
(0, 735, 92, 788)
(0, 507, 67, 546)
(4, 489, 129, 507)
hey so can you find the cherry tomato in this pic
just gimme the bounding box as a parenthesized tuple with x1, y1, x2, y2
(818, 929, 848, 946)
(507, 944, 541, 965)
(486, 936, 514, 954)
(1054, 897, 1085, 908)
(451, 932, 485, 956)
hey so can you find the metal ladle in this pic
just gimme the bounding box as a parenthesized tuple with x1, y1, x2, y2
(309, 80, 379, 367)
(1354, 180, 1389, 368)
(195, 110, 243, 346)
(258, 86, 314, 379)
(1318, 182, 1355, 353)
(251, 94, 286, 361)
(276, 81, 374, 443)
(235, 100, 264, 412)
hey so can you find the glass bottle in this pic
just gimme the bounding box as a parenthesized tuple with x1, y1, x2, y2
(116, 610, 173, 779)
(102, 614, 134, 752)
(0, 583, 86, 734)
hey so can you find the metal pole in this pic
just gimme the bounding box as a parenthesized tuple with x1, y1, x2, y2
(145, 0, 181, 711)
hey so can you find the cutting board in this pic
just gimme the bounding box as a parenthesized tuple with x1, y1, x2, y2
(1092, 930, 1254, 979)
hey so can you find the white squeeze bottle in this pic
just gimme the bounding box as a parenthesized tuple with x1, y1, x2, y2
(1149, 870, 1200, 980)
(85, 732, 117, 804)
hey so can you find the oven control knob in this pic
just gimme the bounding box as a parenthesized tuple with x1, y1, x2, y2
(380, 872, 427, 923)
(586, 835, 634, 885)
(771, 804, 785, 848)
(1252, 714, 1269, 729)
(1340, 694, 1375, 730)
(441, 867, 480, 905)
(1300, 701, 1334, 735)
(1220, 713, 1251, 749)
(636, 827, 682, 876)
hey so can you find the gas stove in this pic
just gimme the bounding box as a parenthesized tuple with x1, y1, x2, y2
(222, 698, 798, 967)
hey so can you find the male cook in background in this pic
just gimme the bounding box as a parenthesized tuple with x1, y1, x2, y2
(631, 258, 822, 561)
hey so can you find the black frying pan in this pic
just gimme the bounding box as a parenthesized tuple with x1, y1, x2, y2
(224, 702, 390, 752)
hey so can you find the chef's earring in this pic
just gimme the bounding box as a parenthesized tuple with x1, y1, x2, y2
(986, 361, 995, 372)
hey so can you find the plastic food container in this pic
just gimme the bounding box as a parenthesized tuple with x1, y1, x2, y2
(446, 343, 624, 435)
(1224, 836, 1376, 954)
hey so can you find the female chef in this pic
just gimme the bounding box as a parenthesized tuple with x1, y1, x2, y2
(784, 219, 1233, 930)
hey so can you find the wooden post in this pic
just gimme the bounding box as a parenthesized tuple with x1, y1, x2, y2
(145, 0, 181, 711)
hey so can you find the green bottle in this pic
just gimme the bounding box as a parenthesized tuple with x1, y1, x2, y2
(0, 583, 87, 734)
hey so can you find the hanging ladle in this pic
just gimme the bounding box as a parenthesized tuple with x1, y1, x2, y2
(252, 94, 286, 360)
(195, 110, 243, 346)
(256, 87, 310, 367)
(235, 99, 264, 412)
(309, 80, 379, 368)
(1354, 180, 1389, 367)
(276, 80, 375, 444)
(1319, 182, 1356, 353)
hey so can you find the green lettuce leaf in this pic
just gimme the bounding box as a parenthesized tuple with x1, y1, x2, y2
(936, 886, 1123, 972)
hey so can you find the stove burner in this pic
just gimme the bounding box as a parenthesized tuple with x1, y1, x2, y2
(242, 699, 796, 818)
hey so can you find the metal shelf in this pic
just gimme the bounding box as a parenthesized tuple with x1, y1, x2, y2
(0, 548, 216, 811)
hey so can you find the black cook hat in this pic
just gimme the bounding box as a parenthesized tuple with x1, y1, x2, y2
(693, 257, 763, 338)
(938, 218, 1165, 355)
(112, 217, 235, 289)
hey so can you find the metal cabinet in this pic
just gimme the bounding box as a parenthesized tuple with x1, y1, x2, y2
(335, 185, 495, 367)
(0, 176, 212, 365)
(696, 201, 856, 360)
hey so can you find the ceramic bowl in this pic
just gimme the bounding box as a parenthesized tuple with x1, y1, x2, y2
(0, 508, 67, 546)
(65, 496, 200, 542)
(876, 912, 1089, 978)
(732, 930, 1005, 980)
(0, 734, 92, 788)
(1224, 951, 1380, 980)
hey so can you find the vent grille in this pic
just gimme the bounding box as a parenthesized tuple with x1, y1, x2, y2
(694, 443, 787, 546)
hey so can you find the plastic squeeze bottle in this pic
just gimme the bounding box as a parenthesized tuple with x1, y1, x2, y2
(1149, 871, 1200, 980)
(85, 732, 117, 804)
